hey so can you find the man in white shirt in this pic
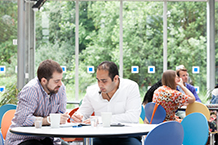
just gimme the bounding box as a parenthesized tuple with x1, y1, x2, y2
(72, 61, 141, 145)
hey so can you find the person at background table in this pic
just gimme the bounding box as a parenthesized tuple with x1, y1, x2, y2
(5, 59, 69, 145)
(142, 79, 162, 107)
(142, 79, 162, 123)
(210, 84, 218, 104)
(152, 70, 195, 122)
(176, 67, 201, 102)
(176, 67, 201, 119)
(72, 61, 141, 145)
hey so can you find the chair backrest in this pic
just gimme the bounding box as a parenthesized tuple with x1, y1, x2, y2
(181, 112, 209, 145)
(140, 105, 145, 121)
(185, 102, 210, 121)
(144, 102, 166, 124)
(0, 132, 4, 145)
(0, 104, 17, 128)
(144, 121, 184, 145)
(67, 107, 79, 123)
(1, 109, 16, 139)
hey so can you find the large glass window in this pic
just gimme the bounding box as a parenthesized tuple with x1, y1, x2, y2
(35, 1, 76, 107)
(123, 2, 163, 100)
(1, 0, 217, 105)
(0, 1, 18, 103)
(78, 1, 120, 98)
(167, 2, 207, 102)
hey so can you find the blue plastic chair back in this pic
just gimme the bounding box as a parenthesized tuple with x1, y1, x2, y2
(144, 102, 166, 124)
(144, 121, 184, 145)
(0, 104, 17, 128)
(0, 132, 4, 145)
(181, 112, 209, 145)
(140, 105, 145, 121)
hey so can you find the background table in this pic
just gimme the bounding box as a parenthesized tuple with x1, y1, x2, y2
(10, 124, 157, 145)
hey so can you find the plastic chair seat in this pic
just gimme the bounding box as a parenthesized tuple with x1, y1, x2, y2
(1, 109, 16, 139)
(0, 104, 17, 128)
(144, 121, 184, 145)
(185, 102, 210, 120)
(140, 105, 145, 121)
(181, 112, 209, 145)
(144, 102, 166, 124)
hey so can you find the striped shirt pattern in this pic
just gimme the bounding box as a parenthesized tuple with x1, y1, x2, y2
(5, 77, 67, 145)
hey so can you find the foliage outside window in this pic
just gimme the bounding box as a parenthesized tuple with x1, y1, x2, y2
(1, 1, 218, 104)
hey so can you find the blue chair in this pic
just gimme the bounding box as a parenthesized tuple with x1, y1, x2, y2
(181, 112, 209, 145)
(144, 121, 184, 145)
(0, 132, 4, 145)
(144, 102, 166, 124)
(0, 104, 17, 128)
(140, 105, 145, 121)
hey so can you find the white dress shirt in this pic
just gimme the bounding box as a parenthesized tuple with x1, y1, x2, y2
(77, 78, 141, 123)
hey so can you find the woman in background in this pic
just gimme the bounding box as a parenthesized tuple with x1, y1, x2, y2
(152, 70, 195, 122)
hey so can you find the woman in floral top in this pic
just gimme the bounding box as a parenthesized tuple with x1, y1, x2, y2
(153, 70, 195, 122)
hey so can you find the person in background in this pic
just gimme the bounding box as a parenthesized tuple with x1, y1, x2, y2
(176, 67, 201, 119)
(142, 79, 162, 106)
(71, 61, 141, 145)
(210, 85, 218, 104)
(5, 59, 69, 145)
(142, 79, 162, 123)
(176, 67, 201, 102)
(152, 70, 195, 122)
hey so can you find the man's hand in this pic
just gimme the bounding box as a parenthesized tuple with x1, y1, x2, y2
(71, 112, 83, 123)
(60, 113, 70, 124)
(83, 118, 91, 124)
(177, 78, 184, 87)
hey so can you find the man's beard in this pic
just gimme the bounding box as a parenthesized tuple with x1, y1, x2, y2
(45, 84, 60, 94)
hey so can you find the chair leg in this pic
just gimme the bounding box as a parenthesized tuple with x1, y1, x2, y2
(210, 132, 216, 145)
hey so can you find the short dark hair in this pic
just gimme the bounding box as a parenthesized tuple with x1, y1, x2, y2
(142, 79, 162, 105)
(162, 70, 177, 90)
(97, 61, 119, 81)
(37, 59, 63, 82)
(176, 68, 187, 77)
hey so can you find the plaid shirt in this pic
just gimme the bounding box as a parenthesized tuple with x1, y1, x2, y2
(5, 77, 67, 145)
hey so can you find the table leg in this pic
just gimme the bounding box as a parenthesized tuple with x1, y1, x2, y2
(210, 133, 213, 145)
(84, 138, 93, 145)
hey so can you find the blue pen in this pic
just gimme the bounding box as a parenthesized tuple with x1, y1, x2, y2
(59, 111, 74, 122)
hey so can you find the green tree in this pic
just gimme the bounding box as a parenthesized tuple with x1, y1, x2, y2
(0, 1, 17, 64)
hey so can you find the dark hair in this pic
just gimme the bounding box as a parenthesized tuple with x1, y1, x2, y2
(142, 79, 162, 105)
(97, 61, 119, 81)
(37, 59, 63, 82)
(176, 68, 187, 77)
(162, 70, 177, 90)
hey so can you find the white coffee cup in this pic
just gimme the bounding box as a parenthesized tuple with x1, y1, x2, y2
(47, 113, 61, 128)
(101, 112, 112, 127)
(34, 117, 43, 129)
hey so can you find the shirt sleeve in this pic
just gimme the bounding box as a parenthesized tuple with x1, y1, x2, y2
(16, 86, 39, 126)
(174, 90, 189, 107)
(77, 92, 95, 120)
(187, 84, 201, 102)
